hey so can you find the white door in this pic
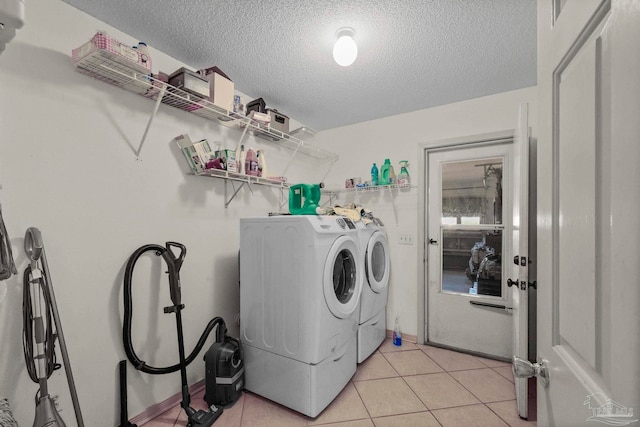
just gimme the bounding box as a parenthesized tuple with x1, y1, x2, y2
(426, 135, 516, 359)
(535, 0, 640, 425)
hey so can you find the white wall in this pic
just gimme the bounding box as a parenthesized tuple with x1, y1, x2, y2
(313, 86, 538, 341)
(0, 1, 322, 425)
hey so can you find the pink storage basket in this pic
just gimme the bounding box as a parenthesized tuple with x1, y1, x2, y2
(72, 32, 152, 75)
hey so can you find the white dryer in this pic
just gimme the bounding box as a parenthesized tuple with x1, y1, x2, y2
(239, 215, 363, 417)
(355, 219, 390, 363)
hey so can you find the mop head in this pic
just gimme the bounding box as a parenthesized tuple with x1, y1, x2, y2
(0, 398, 19, 427)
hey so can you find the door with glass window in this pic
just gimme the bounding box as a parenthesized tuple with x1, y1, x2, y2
(426, 140, 514, 358)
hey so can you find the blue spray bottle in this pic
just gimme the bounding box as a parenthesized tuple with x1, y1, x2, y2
(393, 316, 402, 346)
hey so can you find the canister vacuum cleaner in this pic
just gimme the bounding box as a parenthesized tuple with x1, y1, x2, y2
(122, 242, 243, 427)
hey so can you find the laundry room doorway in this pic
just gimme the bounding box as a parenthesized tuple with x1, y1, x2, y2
(420, 103, 532, 415)
(424, 135, 515, 359)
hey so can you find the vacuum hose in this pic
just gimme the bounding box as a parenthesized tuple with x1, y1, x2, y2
(122, 243, 226, 375)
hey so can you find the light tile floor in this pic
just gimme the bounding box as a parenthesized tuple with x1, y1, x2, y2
(142, 339, 537, 427)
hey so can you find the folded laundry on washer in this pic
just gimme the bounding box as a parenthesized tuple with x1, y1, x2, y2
(317, 204, 379, 225)
(333, 206, 362, 222)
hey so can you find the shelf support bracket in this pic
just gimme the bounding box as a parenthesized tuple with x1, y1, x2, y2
(224, 180, 245, 208)
(235, 119, 251, 153)
(319, 158, 338, 184)
(279, 143, 301, 178)
(135, 84, 166, 160)
(388, 186, 399, 226)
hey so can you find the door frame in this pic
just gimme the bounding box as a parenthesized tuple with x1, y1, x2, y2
(416, 130, 514, 345)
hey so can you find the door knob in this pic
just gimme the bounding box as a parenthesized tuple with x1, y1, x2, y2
(429, 239, 438, 245)
(512, 356, 549, 387)
(507, 278, 517, 287)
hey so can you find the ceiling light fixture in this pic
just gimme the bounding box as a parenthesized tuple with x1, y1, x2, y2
(333, 27, 357, 67)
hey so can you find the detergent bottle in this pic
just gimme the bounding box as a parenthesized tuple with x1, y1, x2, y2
(371, 163, 379, 186)
(245, 148, 258, 176)
(397, 160, 410, 185)
(389, 164, 396, 185)
(379, 159, 391, 185)
(289, 183, 324, 215)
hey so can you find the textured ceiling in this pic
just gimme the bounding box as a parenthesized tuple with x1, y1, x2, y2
(61, 0, 537, 131)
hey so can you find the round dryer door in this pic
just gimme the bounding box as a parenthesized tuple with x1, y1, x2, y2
(323, 236, 362, 319)
(365, 231, 390, 293)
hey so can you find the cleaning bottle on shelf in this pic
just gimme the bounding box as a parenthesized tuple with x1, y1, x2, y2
(236, 145, 246, 174)
(393, 316, 402, 346)
(371, 163, 379, 186)
(257, 149, 267, 178)
(379, 158, 391, 185)
(397, 160, 410, 185)
(389, 163, 396, 185)
(245, 148, 258, 176)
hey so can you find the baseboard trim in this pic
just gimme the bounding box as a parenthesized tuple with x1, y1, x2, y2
(129, 379, 205, 426)
(385, 329, 417, 343)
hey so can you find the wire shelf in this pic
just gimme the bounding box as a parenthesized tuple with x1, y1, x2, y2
(73, 57, 337, 161)
(323, 184, 415, 194)
(195, 169, 289, 189)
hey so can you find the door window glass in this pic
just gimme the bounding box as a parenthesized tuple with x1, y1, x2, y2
(441, 158, 504, 297)
(333, 249, 356, 303)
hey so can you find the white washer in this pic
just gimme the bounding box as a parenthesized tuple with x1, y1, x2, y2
(355, 219, 390, 363)
(239, 215, 363, 417)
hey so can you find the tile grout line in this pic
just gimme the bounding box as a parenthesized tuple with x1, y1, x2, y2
(484, 402, 516, 427)
(417, 345, 507, 412)
(237, 393, 245, 427)
(379, 347, 435, 415)
(349, 378, 376, 422)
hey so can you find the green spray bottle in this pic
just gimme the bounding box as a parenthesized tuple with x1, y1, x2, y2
(397, 160, 410, 185)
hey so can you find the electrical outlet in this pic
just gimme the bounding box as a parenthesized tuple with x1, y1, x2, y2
(398, 234, 414, 245)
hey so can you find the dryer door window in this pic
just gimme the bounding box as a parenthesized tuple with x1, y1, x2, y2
(324, 236, 362, 319)
(366, 231, 390, 293)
